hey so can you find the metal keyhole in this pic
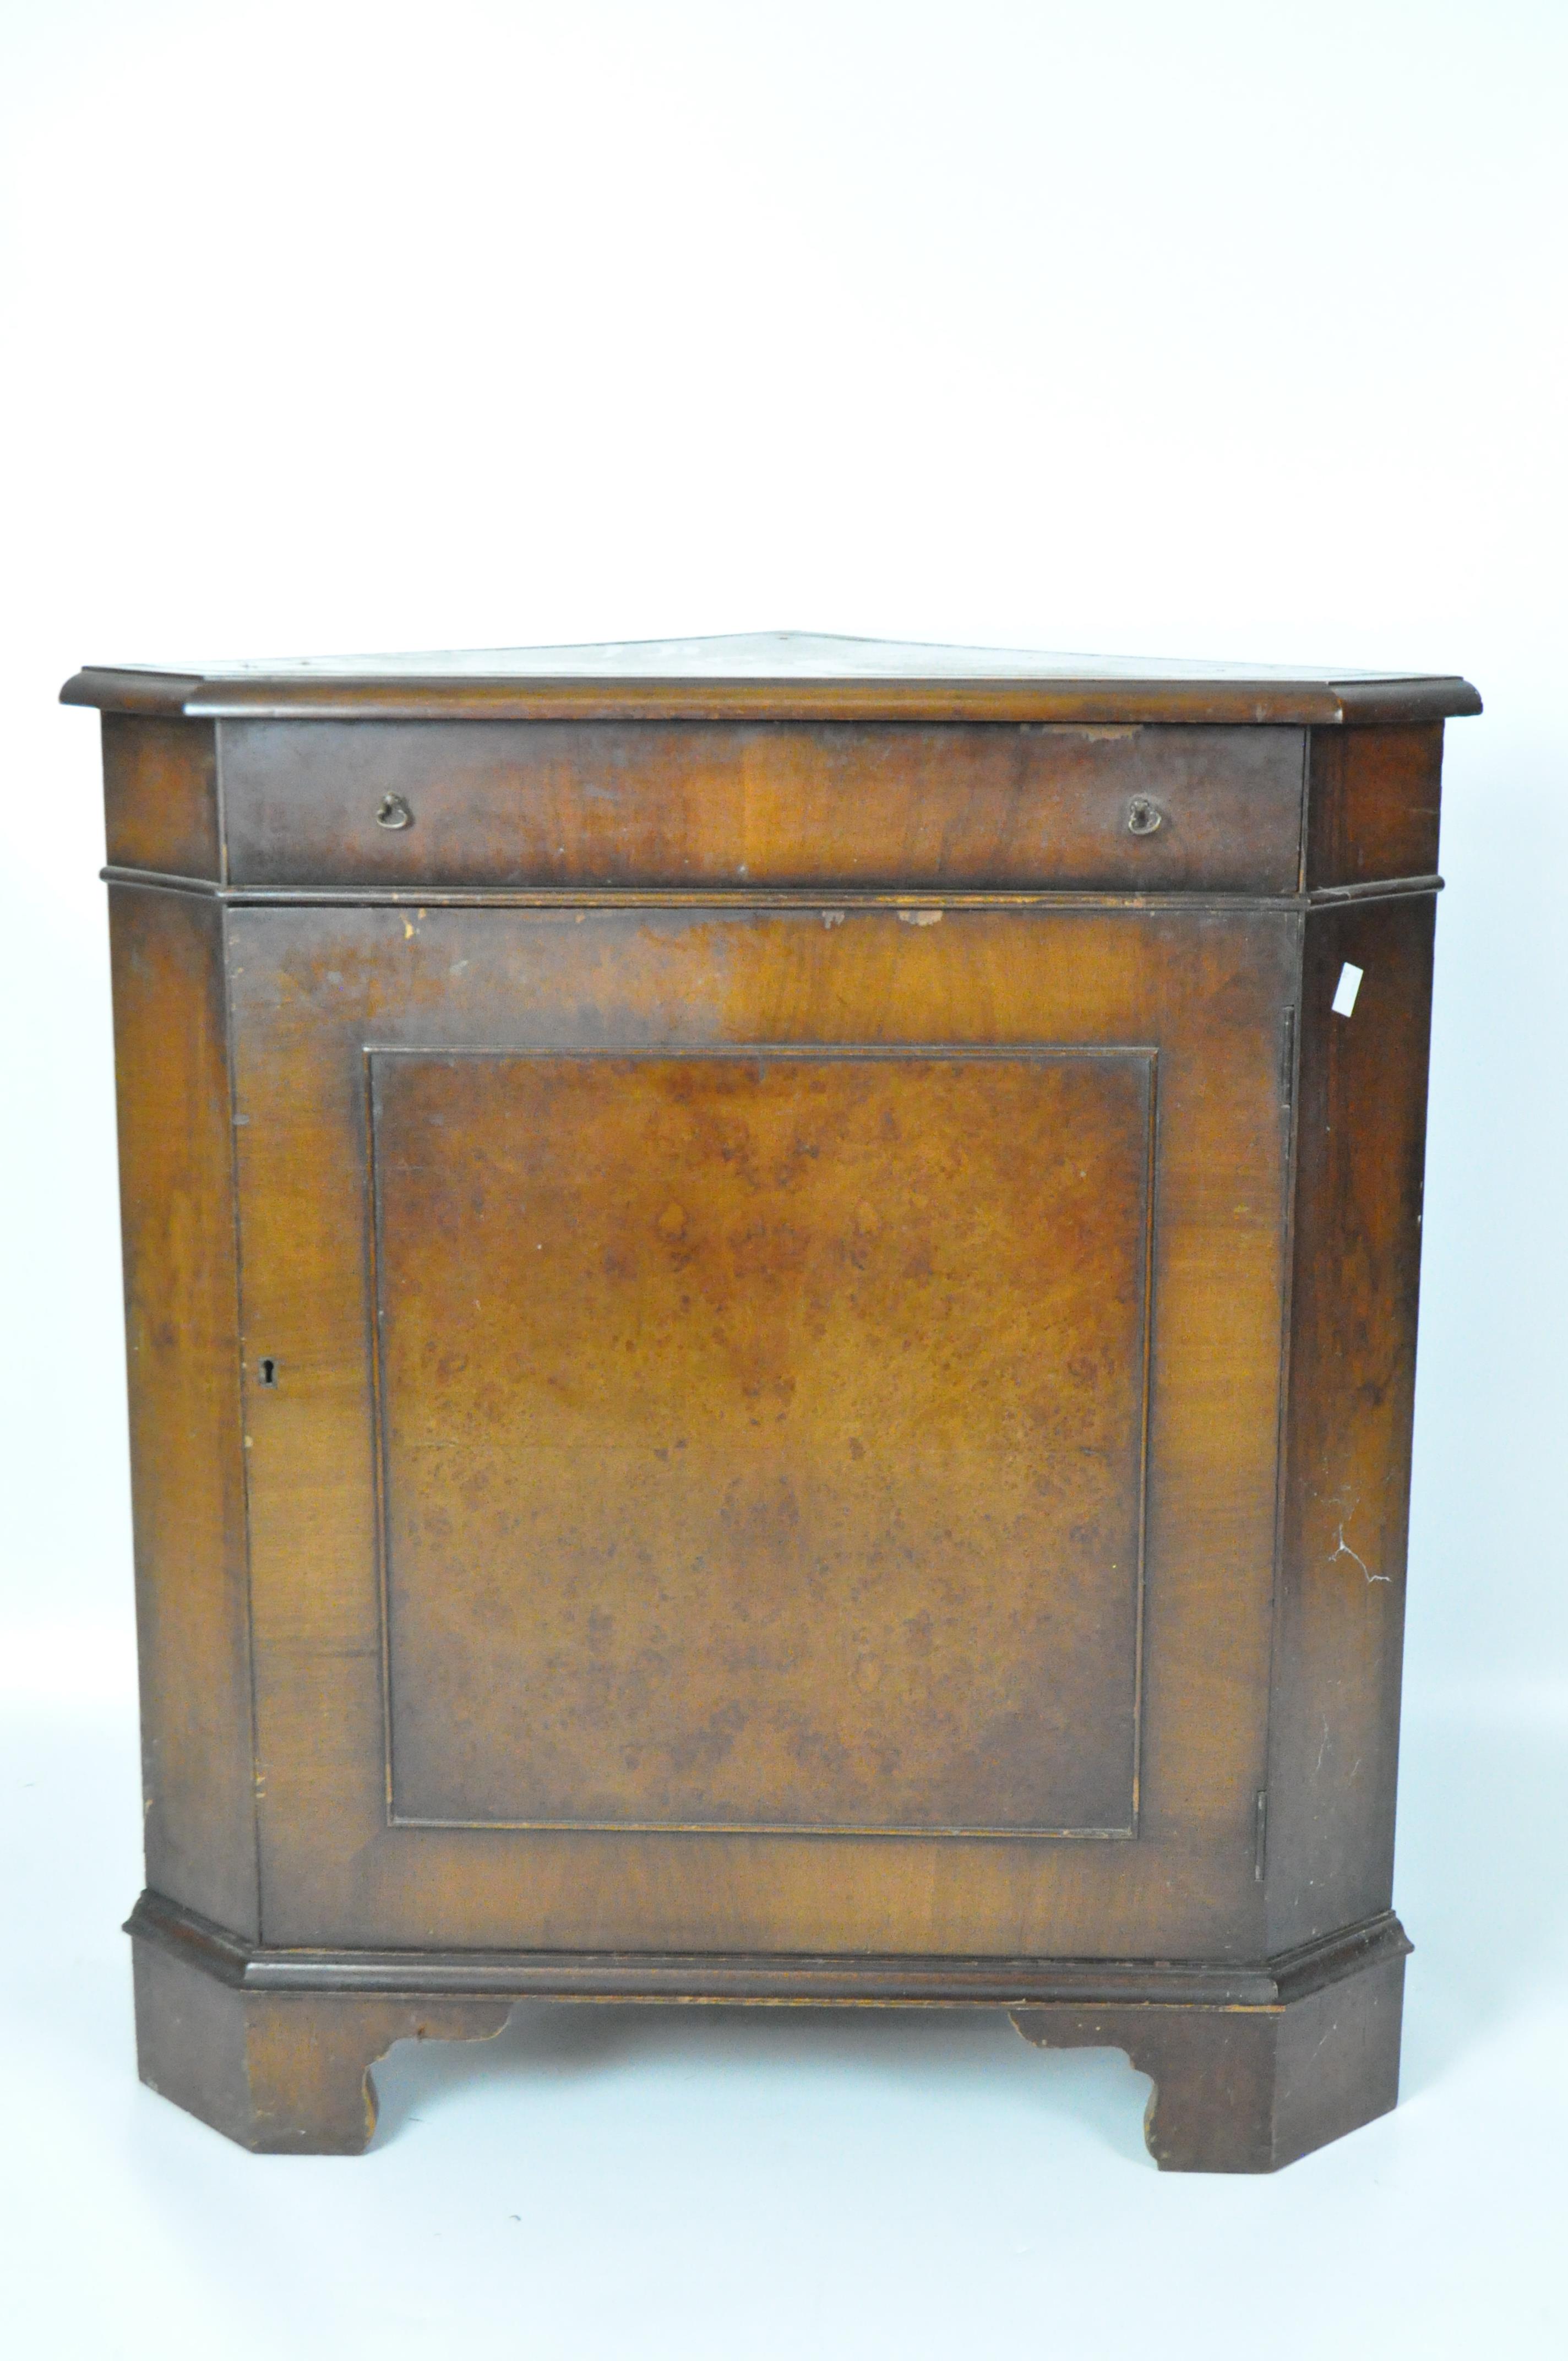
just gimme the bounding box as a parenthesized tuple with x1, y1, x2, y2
(1126, 797, 1163, 836)
(375, 793, 413, 830)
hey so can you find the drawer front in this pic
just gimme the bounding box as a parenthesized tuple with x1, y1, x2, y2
(220, 719, 1305, 892)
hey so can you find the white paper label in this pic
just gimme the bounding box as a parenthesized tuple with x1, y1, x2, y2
(1331, 962, 1363, 1017)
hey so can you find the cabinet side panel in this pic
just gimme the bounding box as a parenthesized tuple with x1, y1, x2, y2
(102, 716, 222, 881)
(110, 885, 258, 1933)
(1304, 725, 1442, 890)
(1266, 894, 1434, 1950)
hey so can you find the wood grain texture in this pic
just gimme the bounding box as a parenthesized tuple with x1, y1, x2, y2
(131, 1931, 509, 2153)
(371, 1047, 1152, 1836)
(129, 1884, 1404, 2168)
(128, 1885, 1408, 2009)
(61, 633, 1482, 728)
(217, 720, 1306, 893)
(102, 715, 221, 882)
(1305, 724, 1444, 890)
(1012, 1934, 1406, 2171)
(109, 886, 257, 1934)
(228, 900, 1293, 1957)
(75, 648, 1472, 2167)
(1265, 894, 1434, 1950)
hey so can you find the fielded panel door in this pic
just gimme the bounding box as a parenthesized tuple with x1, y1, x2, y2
(227, 902, 1296, 1957)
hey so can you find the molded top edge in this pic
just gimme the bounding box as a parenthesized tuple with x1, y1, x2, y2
(61, 630, 1482, 724)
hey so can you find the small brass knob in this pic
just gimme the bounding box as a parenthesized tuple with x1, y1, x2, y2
(1126, 797, 1163, 836)
(375, 793, 413, 831)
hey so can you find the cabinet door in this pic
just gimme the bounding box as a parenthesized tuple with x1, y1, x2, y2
(230, 902, 1295, 1957)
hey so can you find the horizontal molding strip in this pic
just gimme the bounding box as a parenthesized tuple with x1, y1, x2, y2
(126, 1892, 1409, 2011)
(1308, 873, 1444, 904)
(100, 868, 1445, 913)
(64, 667, 1483, 726)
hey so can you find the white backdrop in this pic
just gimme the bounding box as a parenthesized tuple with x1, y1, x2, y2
(2, 4, 1565, 2355)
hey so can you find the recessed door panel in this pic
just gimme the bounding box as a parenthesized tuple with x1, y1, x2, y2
(371, 1048, 1153, 1837)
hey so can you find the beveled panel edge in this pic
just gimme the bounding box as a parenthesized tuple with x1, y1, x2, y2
(99, 868, 1445, 911)
(66, 667, 1482, 726)
(124, 1890, 1408, 2007)
(366, 1042, 1155, 1843)
(388, 1813, 1137, 1838)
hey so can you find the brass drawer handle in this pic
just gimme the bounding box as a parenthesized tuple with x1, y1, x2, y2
(375, 793, 413, 831)
(1126, 797, 1163, 836)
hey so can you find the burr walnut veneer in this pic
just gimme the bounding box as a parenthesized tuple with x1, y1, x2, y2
(65, 634, 1479, 2170)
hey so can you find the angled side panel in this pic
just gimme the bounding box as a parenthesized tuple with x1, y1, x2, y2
(102, 716, 222, 882)
(109, 885, 258, 1934)
(1304, 725, 1443, 891)
(1266, 894, 1435, 1950)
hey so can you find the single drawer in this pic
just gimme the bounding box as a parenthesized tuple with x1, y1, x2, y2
(219, 720, 1306, 892)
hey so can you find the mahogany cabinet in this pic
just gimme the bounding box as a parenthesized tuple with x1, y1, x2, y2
(64, 634, 1479, 2169)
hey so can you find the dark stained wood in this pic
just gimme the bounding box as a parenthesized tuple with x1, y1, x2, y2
(101, 716, 221, 882)
(373, 1047, 1152, 1836)
(129, 1881, 1404, 2166)
(1305, 723, 1444, 890)
(178, 677, 1474, 728)
(131, 1928, 509, 2153)
(108, 885, 257, 1934)
(1265, 895, 1434, 1950)
(65, 667, 207, 717)
(1013, 1925, 1407, 2172)
(128, 1885, 1407, 2009)
(61, 631, 1482, 728)
(76, 637, 1472, 2168)
(219, 718, 1307, 893)
(230, 901, 1292, 1957)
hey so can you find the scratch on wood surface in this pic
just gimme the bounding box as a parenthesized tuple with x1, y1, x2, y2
(1331, 1520, 1388, 1583)
(1325, 1489, 1390, 1584)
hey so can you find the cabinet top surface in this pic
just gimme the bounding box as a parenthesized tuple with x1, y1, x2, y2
(62, 631, 1480, 726)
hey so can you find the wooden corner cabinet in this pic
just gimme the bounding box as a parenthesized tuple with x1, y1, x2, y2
(66, 633, 1479, 2170)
